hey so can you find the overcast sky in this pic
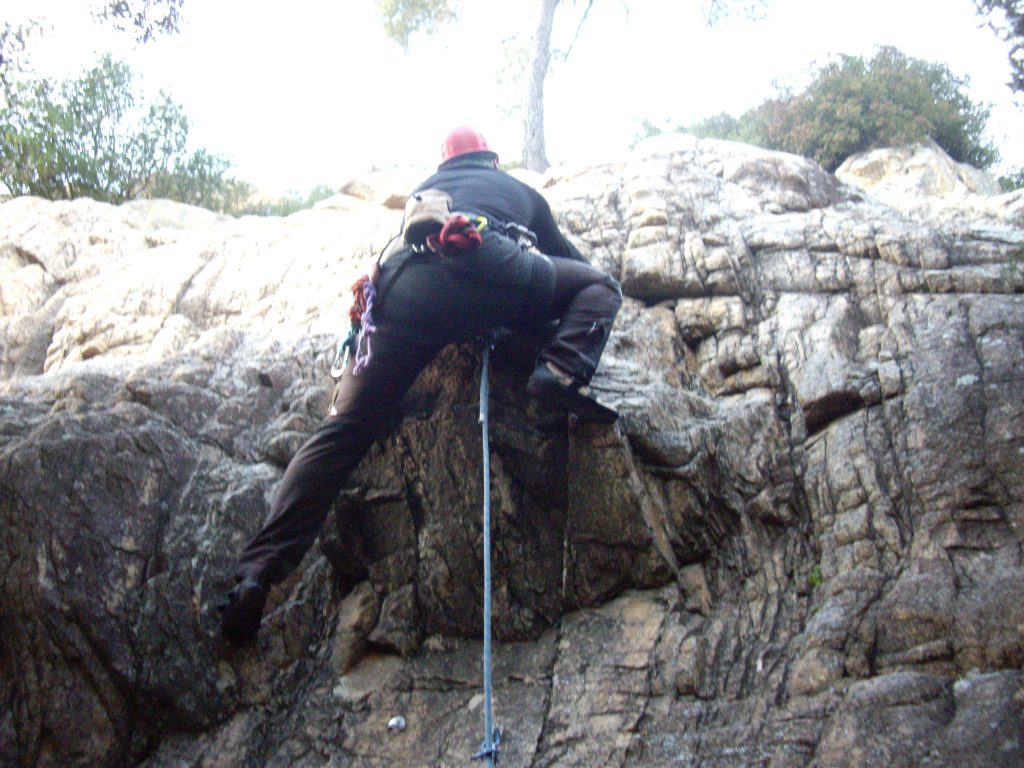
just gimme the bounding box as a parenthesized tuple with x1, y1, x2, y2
(8, 0, 1023, 195)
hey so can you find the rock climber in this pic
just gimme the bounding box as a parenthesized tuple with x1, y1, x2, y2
(219, 126, 622, 647)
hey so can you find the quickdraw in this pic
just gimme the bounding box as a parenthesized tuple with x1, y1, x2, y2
(331, 273, 377, 379)
(329, 327, 357, 380)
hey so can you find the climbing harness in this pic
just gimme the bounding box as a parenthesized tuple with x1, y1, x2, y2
(329, 210, 529, 382)
(472, 332, 502, 765)
(331, 208, 492, 381)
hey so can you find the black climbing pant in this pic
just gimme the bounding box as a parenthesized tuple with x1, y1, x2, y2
(234, 231, 621, 587)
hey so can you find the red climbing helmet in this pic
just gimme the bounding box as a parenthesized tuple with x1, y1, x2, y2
(440, 125, 498, 166)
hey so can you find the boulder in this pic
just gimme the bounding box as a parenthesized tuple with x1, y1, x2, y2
(1, 137, 1022, 767)
(836, 139, 1024, 225)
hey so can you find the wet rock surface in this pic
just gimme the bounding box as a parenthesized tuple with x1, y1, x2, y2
(1, 136, 1022, 766)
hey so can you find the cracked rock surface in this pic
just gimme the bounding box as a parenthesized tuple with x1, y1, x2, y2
(1, 136, 1022, 767)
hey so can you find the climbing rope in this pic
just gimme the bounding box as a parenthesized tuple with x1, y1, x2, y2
(473, 333, 501, 765)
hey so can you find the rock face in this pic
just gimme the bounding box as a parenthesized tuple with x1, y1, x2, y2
(1, 135, 1023, 767)
(836, 139, 1024, 225)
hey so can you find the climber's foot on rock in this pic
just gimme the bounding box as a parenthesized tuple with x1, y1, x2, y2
(218, 578, 268, 648)
(526, 363, 618, 424)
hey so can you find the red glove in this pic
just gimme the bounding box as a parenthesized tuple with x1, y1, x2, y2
(427, 214, 483, 256)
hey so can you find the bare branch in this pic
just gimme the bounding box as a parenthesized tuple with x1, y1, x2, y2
(1, 20, 43, 91)
(96, 0, 184, 43)
(561, 0, 594, 61)
(703, 0, 767, 28)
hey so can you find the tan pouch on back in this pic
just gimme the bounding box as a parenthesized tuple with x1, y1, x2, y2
(403, 189, 452, 247)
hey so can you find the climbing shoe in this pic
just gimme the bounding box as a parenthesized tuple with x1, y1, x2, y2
(526, 363, 618, 424)
(218, 578, 268, 647)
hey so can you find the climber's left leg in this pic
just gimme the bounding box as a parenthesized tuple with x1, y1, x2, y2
(525, 257, 622, 422)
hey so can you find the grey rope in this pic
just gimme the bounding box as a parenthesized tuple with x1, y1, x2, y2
(472, 334, 501, 765)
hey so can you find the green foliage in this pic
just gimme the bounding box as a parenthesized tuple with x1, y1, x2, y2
(808, 565, 823, 590)
(147, 149, 256, 212)
(998, 167, 1024, 191)
(684, 111, 743, 141)
(703, 0, 767, 25)
(375, 0, 455, 49)
(2, 55, 178, 202)
(236, 184, 338, 217)
(629, 117, 668, 148)
(1003, 247, 1023, 286)
(974, 0, 1024, 93)
(679, 47, 998, 172)
(0, 55, 247, 212)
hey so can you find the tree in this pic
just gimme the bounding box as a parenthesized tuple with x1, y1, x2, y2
(374, 0, 764, 171)
(523, 0, 561, 171)
(519, 0, 763, 171)
(1, 2, 259, 213)
(974, 0, 1024, 94)
(375, 0, 455, 49)
(0, 55, 246, 209)
(681, 46, 998, 172)
(147, 149, 256, 212)
(96, 0, 185, 43)
(683, 111, 743, 142)
(3, 1, 183, 89)
(998, 166, 1024, 191)
(235, 184, 339, 217)
(97, 0, 185, 42)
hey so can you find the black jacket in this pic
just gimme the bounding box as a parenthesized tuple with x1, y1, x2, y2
(413, 161, 585, 262)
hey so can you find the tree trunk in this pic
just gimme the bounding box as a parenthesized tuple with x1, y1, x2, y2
(523, 0, 559, 171)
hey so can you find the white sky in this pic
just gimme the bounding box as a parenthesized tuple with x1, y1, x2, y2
(7, 0, 1024, 195)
